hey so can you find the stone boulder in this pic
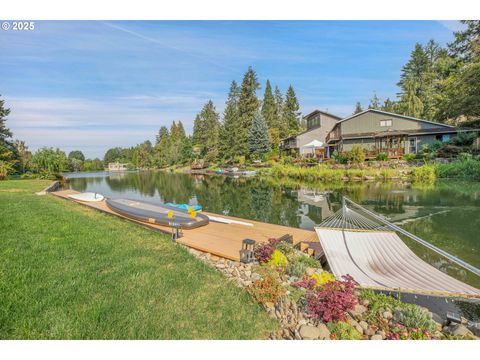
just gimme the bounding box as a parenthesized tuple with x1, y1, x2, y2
(299, 325, 321, 340)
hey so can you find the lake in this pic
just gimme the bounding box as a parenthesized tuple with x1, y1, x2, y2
(66, 170, 480, 288)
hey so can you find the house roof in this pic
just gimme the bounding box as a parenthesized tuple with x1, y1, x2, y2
(334, 109, 455, 128)
(304, 109, 342, 120)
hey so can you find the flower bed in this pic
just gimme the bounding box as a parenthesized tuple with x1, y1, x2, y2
(181, 241, 479, 340)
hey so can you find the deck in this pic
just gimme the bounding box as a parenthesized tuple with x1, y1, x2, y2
(51, 189, 317, 261)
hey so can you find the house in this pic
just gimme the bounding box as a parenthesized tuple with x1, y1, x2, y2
(325, 109, 467, 159)
(280, 110, 341, 157)
(108, 162, 128, 171)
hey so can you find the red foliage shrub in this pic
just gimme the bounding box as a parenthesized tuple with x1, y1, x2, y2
(292, 278, 317, 291)
(305, 275, 358, 322)
(249, 274, 285, 304)
(254, 238, 281, 263)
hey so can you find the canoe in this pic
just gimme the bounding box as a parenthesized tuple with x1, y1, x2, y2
(106, 198, 209, 229)
(165, 203, 202, 211)
(68, 192, 105, 202)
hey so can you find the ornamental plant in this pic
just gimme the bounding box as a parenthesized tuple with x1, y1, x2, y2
(305, 275, 358, 322)
(249, 274, 285, 304)
(311, 271, 336, 287)
(386, 324, 435, 340)
(267, 250, 288, 267)
(254, 238, 280, 263)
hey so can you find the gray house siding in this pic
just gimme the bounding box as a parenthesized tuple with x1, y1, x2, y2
(340, 111, 451, 135)
(297, 113, 338, 155)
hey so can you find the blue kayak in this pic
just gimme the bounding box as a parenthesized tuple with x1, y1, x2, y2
(165, 203, 202, 211)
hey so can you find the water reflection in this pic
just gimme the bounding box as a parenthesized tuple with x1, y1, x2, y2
(66, 171, 480, 288)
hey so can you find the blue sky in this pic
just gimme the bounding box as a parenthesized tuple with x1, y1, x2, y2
(0, 20, 462, 158)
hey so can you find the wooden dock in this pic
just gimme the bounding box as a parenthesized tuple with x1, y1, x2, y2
(51, 189, 317, 261)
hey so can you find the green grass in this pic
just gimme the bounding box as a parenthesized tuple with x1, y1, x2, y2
(0, 180, 277, 339)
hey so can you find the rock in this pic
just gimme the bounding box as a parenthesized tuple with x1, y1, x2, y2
(382, 311, 393, 320)
(361, 299, 370, 307)
(299, 325, 321, 340)
(370, 334, 383, 340)
(376, 330, 386, 339)
(364, 328, 376, 336)
(350, 304, 367, 319)
(215, 263, 225, 269)
(317, 323, 331, 340)
(448, 324, 473, 337)
(305, 267, 316, 276)
(244, 270, 252, 277)
(393, 308, 404, 322)
(251, 273, 261, 281)
(358, 321, 369, 331)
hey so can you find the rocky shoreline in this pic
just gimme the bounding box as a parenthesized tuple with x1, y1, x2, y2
(183, 245, 479, 340)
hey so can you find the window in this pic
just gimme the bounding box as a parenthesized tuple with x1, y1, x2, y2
(307, 115, 321, 130)
(380, 119, 392, 127)
(409, 137, 417, 154)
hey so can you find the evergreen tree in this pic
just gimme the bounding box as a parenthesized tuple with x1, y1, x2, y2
(154, 126, 170, 167)
(353, 102, 363, 114)
(283, 85, 301, 137)
(368, 92, 381, 110)
(0, 95, 16, 173)
(381, 98, 397, 113)
(236, 67, 260, 156)
(193, 100, 220, 157)
(248, 110, 271, 157)
(449, 20, 480, 61)
(274, 86, 286, 138)
(261, 80, 281, 148)
(399, 76, 424, 118)
(219, 80, 240, 159)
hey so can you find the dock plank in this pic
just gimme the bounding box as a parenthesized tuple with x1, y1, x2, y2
(51, 189, 317, 261)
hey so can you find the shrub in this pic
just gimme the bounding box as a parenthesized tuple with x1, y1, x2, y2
(311, 271, 336, 287)
(305, 275, 358, 322)
(348, 145, 366, 163)
(396, 307, 437, 333)
(287, 261, 308, 277)
(327, 321, 362, 340)
(280, 156, 294, 165)
(437, 144, 463, 158)
(249, 274, 285, 304)
(451, 132, 477, 147)
(386, 323, 435, 340)
(436, 158, 480, 180)
(267, 250, 288, 267)
(411, 165, 436, 183)
(275, 241, 295, 257)
(0, 160, 15, 180)
(296, 254, 322, 268)
(402, 153, 416, 162)
(375, 152, 389, 161)
(254, 238, 280, 263)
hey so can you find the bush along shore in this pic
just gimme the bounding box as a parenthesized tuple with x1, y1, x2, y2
(184, 239, 479, 340)
(258, 161, 437, 184)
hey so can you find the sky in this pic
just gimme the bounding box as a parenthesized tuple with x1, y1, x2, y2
(0, 20, 463, 158)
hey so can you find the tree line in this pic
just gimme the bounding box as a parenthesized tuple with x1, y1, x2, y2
(354, 21, 480, 125)
(103, 66, 302, 167)
(0, 98, 104, 179)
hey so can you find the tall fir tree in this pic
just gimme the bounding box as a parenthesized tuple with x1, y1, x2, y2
(154, 126, 170, 167)
(261, 80, 280, 148)
(248, 110, 271, 157)
(193, 100, 220, 157)
(353, 102, 363, 114)
(274, 86, 286, 138)
(236, 67, 260, 156)
(283, 85, 301, 136)
(219, 80, 240, 159)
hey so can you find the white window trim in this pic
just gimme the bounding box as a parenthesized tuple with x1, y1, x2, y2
(380, 119, 393, 127)
(409, 137, 417, 154)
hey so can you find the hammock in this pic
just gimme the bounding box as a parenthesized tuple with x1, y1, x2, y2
(315, 198, 480, 297)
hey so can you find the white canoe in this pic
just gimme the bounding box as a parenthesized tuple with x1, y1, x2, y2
(68, 192, 105, 202)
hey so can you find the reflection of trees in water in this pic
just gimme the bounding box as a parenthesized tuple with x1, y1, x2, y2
(154, 172, 195, 204)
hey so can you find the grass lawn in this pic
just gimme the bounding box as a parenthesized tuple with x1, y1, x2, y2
(0, 180, 278, 339)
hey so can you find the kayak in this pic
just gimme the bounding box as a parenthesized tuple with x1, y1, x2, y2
(106, 198, 209, 229)
(165, 203, 202, 211)
(68, 192, 105, 202)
